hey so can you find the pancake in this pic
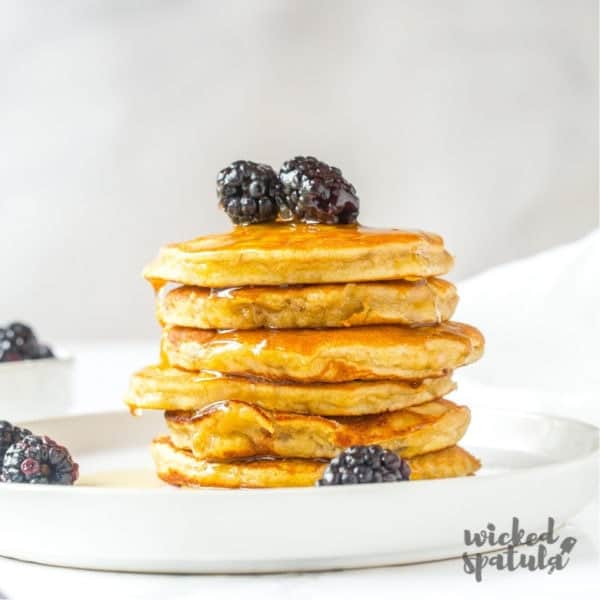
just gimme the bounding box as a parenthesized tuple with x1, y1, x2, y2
(161, 322, 484, 382)
(125, 366, 456, 416)
(151, 438, 481, 488)
(166, 398, 469, 460)
(143, 223, 454, 287)
(158, 278, 458, 330)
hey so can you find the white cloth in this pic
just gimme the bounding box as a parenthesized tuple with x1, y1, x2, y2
(454, 229, 600, 425)
(1, 233, 598, 599)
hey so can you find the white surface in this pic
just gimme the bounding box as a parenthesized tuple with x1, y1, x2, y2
(0, 409, 595, 575)
(0, 0, 597, 339)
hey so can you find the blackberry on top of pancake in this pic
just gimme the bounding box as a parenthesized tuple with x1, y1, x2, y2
(216, 156, 360, 226)
(216, 161, 282, 225)
(278, 156, 359, 224)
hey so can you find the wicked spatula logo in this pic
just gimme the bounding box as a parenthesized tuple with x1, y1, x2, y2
(462, 517, 577, 582)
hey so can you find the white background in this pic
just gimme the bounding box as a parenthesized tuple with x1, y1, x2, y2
(0, 0, 597, 339)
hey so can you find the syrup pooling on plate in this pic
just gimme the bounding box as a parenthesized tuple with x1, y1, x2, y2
(78, 468, 165, 488)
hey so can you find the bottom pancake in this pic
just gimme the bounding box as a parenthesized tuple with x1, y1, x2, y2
(165, 398, 470, 460)
(151, 436, 481, 488)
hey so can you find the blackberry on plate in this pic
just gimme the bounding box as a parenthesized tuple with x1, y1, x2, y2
(0, 421, 32, 464)
(1, 435, 79, 485)
(0, 322, 54, 362)
(279, 156, 359, 224)
(217, 160, 282, 225)
(316, 445, 410, 486)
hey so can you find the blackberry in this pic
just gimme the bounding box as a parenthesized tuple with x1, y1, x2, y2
(0, 421, 32, 465)
(316, 445, 410, 486)
(217, 161, 282, 225)
(0, 322, 54, 362)
(34, 345, 55, 359)
(7, 322, 36, 344)
(0, 330, 22, 362)
(279, 156, 359, 224)
(1, 435, 79, 485)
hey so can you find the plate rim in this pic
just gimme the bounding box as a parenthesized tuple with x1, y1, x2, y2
(0, 407, 596, 496)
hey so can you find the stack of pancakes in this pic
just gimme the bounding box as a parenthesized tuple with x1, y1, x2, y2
(126, 223, 485, 488)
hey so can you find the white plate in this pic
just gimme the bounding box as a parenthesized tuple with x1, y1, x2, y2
(0, 409, 597, 573)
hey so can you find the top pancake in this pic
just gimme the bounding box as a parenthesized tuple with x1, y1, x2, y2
(143, 223, 454, 287)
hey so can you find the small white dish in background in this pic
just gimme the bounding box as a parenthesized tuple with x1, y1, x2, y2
(0, 353, 74, 422)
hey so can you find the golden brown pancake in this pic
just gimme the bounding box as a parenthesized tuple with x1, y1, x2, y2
(166, 398, 469, 460)
(161, 322, 484, 382)
(125, 366, 456, 416)
(151, 437, 481, 488)
(143, 223, 454, 287)
(158, 278, 458, 330)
